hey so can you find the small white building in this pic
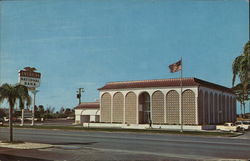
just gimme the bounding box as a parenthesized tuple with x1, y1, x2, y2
(75, 102, 100, 124)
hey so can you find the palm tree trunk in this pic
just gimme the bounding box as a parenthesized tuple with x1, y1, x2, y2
(243, 103, 246, 118)
(21, 109, 24, 126)
(9, 105, 13, 142)
(240, 103, 243, 116)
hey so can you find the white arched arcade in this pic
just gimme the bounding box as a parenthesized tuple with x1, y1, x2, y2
(100, 87, 198, 125)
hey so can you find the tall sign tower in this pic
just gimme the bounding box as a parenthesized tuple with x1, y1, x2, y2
(18, 67, 41, 126)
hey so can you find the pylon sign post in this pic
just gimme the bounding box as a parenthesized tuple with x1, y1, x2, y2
(18, 67, 41, 89)
(18, 67, 41, 126)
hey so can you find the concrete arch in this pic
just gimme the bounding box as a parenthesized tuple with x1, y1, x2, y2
(113, 92, 124, 123)
(166, 90, 179, 124)
(80, 109, 86, 115)
(214, 93, 218, 124)
(229, 97, 232, 122)
(101, 92, 111, 122)
(182, 89, 196, 125)
(225, 96, 228, 122)
(204, 91, 208, 124)
(222, 95, 225, 123)
(139, 92, 151, 124)
(125, 92, 137, 124)
(79, 109, 90, 123)
(226, 96, 229, 122)
(233, 98, 236, 122)
(210, 92, 214, 124)
(218, 94, 222, 124)
(198, 90, 203, 125)
(138, 90, 150, 96)
(152, 90, 164, 124)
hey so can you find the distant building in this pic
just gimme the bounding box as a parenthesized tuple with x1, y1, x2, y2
(98, 78, 236, 125)
(75, 102, 100, 124)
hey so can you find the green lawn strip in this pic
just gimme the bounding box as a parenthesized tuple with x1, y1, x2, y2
(9, 125, 237, 137)
(1, 140, 24, 144)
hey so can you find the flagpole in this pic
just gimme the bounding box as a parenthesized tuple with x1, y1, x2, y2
(180, 57, 183, 133)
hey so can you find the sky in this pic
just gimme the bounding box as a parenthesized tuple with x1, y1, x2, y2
(0, 0, 249, 113)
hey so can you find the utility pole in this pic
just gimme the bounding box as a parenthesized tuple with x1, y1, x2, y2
(77, 88, 84, 104)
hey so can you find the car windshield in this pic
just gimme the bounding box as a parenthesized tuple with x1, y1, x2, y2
(243, 121, 250, 125)
(235, 122, 242, 125)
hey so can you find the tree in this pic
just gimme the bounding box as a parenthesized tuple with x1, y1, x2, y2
(232, 41, 250, 117)
(59, 107, 65, 114)
(0, 83, 31, 142)
(231, 83, 250, 116)
(64, 108, 72, 115)
(19, 93, 31, 126)
(232, 41, 250, 96)
(0, 108, 6, 118)
(37, 105, 45, 118)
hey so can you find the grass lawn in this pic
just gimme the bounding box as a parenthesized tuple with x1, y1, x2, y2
(1, 140, 24, 144)
(1, 124, 241, 137)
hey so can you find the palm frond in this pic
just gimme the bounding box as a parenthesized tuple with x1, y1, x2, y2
(232, 55, 244, 86)
(243, 41, 250, 55)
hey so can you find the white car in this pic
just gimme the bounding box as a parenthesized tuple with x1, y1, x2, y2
(235, 121, 250, 131)
(243, 120, 250, 125)
(0, 118, 3, 126)
(217, 123, 243, 132)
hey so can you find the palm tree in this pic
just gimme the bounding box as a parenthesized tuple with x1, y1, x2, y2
(19, 94, 31, 126)
(232, 83, 250, 117)
(232, 83, 246, 115)
(232, 41, 250, 117)
(232, 41, 250, 95)
(0, 83, 31, 142)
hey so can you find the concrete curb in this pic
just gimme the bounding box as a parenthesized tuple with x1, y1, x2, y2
(229, 132, 245, 137)
(0, 141, 53, 149)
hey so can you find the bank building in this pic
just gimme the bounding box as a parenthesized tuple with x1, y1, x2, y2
(98, 77, 236, 126)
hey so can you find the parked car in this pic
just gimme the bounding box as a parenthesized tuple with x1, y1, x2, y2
(242, 120, 250, 125)
(216, 123, 243, 132)
(235, 121, 250, 131)
(66, 116, 74, 120)
(0, 118, 4, 126)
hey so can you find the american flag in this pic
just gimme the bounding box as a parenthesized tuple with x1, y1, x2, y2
(169, 60, 182, 73)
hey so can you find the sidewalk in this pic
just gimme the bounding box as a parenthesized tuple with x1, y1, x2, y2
(0, 141, 53, 149)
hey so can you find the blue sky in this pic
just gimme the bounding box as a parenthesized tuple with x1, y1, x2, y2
(0, 0, 249, 113)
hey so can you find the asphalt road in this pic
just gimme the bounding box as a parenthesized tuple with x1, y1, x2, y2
(0, 127, 250, 161)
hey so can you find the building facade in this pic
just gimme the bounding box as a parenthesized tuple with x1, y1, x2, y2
(75, 102, 100, 124)
(98, 78, 236, 125)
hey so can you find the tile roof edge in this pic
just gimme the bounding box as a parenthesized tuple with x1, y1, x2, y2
(106, 77, 194, 84)
(193, 78, 234, 93)
(98, 77, 195, 90)
(98, 77, 234, 94)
